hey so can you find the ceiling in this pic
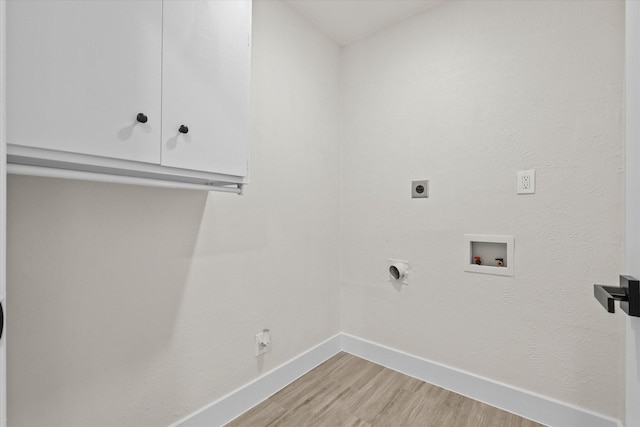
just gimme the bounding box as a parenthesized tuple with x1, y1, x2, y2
(286, 0, 442, 46)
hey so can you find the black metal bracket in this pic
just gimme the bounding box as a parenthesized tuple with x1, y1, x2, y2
(594, 275, 640, 317)
(0, 300, 3, 340)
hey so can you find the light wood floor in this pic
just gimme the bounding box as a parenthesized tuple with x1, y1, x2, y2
(226, 352, 546, 427)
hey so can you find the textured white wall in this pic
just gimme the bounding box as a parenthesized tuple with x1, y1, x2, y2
(6, 1, 341, 426)
(340, 0, 625, 419)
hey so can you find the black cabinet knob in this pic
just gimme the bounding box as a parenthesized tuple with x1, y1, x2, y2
(136, 113, 148, 124)
(179, 125, 189, 134)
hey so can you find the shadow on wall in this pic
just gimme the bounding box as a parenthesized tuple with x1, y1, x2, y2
(6, 175, 208, 401)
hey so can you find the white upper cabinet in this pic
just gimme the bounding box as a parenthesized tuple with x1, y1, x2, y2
(5, 0, 251, 191)
(7, 0, 162, 164)
(162, 1, 251, 177)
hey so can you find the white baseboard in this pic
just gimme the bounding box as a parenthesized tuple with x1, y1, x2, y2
(174, 333, 621, 427)
(170, 334, 342, 427)
(340, 333, 621, 427)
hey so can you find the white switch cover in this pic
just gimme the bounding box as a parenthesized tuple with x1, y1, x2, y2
(517, 170, 535, 194)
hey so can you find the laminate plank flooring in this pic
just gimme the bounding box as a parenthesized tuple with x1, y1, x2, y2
(226, 352, 546, 427)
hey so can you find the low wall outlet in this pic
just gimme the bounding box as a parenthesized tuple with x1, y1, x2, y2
(255, 329, 271, 357)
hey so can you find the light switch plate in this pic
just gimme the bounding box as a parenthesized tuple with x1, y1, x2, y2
(412, 180, 429, 198)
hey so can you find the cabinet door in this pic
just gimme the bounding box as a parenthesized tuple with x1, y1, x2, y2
(7, 1, 162, 164)
(162, 0, 251, 177)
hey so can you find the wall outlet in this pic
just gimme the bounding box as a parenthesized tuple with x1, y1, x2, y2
(255, 329, 271, 357)
(517, 170, 535, 194)
(412, 180, 429, 198)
